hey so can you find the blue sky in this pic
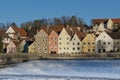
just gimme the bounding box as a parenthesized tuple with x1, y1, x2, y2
(0, 0, 120, 26)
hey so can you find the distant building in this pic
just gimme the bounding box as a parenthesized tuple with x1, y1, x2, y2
(92, 18, 120, 31)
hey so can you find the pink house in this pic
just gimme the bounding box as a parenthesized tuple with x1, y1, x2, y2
(48, 30, 58, 54)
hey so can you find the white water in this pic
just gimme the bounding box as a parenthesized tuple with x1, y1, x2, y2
(0, 60, 120, 80)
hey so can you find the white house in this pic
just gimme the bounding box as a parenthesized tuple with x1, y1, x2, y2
(6, 26, 27, 39)
(96, 31, 113, 53)
(58, 28, 72, 54)
(69, 33, 82, 54)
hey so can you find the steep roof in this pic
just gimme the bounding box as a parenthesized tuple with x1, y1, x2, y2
(12, 27, 27, 37)
(49, 25, 65, 32)
(72, 27, 86, 40)
(108, 32, 120, 39)
(0, 30, 9, 38)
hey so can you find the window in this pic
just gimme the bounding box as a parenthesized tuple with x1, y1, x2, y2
(67, 48, 69, 50)
(88, 42, 90, 45)
(55, 42, 57, 44)
(51, 38, 53, 40)
(67, 37, 69, 40)
(84, 42, 86, 45)
(88, 49, 90, 52)
(108, 42, 110, 44)
(73, 43, 75, 45)
(59, 38, 61, 40)
(64, 48, 66, 50)
(104, 36, 105, 38)
(103, 42, 106, 45)
(92, 42, 95, 45)
(59, 48, 61, 50)
(117, 42, 119, 44)
(77, 47, 80, 50)
(74, 38, 75, 40)
(67, 42, 69, 45)
(73, 47, 75, 50)
(93, 49, 95, 51)
(44, 48, 47, 50)
(77, 42, 80, 45)
(59, 42, 62, 45)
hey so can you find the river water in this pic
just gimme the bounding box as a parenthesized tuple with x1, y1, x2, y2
(0, 60, 120, 80)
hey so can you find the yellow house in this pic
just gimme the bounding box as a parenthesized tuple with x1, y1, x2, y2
(28, 42, 35, 53)
(82, 34, 96, 53)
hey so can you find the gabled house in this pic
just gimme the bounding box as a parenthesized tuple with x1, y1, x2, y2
(82, 34, 96, 53)
(48, 30, 58, 54)
(34, 29, 49, 53)
(6, 26, 27, 40)
(108, 32, 120, 52)
(96, 31, 113, 53)
(28, 41, 35, 53)
(7, 40, 19, 53)
(69, 27, 85, 54)
(58, 27, 72, 54)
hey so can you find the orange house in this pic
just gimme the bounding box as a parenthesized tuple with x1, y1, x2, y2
(48, 30, 58, 54)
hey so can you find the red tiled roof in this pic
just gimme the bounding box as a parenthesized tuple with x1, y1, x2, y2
(92, 18, 120, 24)
(12, 27, 27, 37)
(71, 27, 86, 40)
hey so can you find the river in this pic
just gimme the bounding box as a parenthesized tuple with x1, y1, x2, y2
(0, 60, 120, 80)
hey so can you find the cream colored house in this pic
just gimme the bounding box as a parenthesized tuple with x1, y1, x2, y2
(34, 29, 48, 53)
(28, 41, 35, 53)
(82, 34, 96, 53)
(58, 28, 72, 54)
(7, 41, 19, 53)
(96, 31, 113, 53)
(107, 19, 113, 30)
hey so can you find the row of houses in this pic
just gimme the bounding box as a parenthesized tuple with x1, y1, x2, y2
(1, 18, 120, 54)
(28, 26, 120, 54)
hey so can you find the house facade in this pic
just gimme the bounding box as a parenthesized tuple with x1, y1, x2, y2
(69, 33, 82, 54)
(48, 30, 58, 54)
(58, 28, 72, 54)
(34, 29, 48, 53)
(82, 34, 96, 53)
(96, 31, 113, 53)
(7, 41, 19, 53)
